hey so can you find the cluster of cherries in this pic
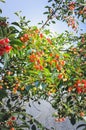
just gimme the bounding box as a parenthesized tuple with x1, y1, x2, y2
(20, 33, 29, 43)
(68, 1, 86, 16)
(67, 16, 78, 31)
(6, 116, 16, 130)
(74, 79, 86, 94)
(68, 79, 86, 94)
(0, 38, 12, 56)
(29, 51, 44, 71)
(0, 116, 16, 130)
(68, 1, 75, 10)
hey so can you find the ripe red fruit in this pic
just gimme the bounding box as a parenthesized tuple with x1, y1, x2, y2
(7, 120, 13, 126)
(40, 33, 43, 38)
(11, 116, 16, 121)
(4, 38, 10, 43)
(20, 37, 24, 42)
(39, 65, 44, 70)
(10, 127, 15, 130)
(68, 2, 75, 10)
(56, 65, 61, 71)
(0, 47, 5, 56)
(76, 87, 82, 94)
(84, 83, 86, 88)
(0, 39, 5, 45)
(55, 54, 59, 59)
(82, 80, 86, 84)
(55, 117, 65, 122)
(23, 34, 28, 39)
(58, 74, 63, 79)
(0, 86, 3, 90)
(5, 45, 12, 52)
(80, 112, 85, 117)
(60, 60, 65, 66)
(47, 38, 52, 44)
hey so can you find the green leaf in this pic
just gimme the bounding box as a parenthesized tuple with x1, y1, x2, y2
(26, 85, 32, 91)
(0, 9, 2, 14)
(7, 98, 11, 108)
(44, 29, 51, 35)
(0, 0, 5, 3)
(0, 89, 7, 100)
(48, 0, 52, 2)
(31, 124, 36, 130)
(45, 6, 50, 9)
(51, 21, 56, 24)
(3, 53, 9, 68)
(43, 12, 49, 14)
(0, 16, 6, 21)
(41, 83, 47, 89)
(34, 81, 40, 87)
(43, 68, 51, 77)
(0, 128, 9, 130)
(63, 53, 70, 58)
(8, 34, 16, 40)
(14, 11, 22, 17)
(10, 39, 23, 47)
(9, 26, 19, 33)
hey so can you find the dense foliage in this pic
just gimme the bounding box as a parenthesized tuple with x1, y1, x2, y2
(0, 0, 86, 130)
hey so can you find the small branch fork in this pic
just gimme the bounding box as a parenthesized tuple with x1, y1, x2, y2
(40, 0, 63, 29)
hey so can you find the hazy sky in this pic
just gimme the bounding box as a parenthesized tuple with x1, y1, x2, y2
(1, 0, 86, 34)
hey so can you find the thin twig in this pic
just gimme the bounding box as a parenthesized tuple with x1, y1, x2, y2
(41, 0, 63, 29)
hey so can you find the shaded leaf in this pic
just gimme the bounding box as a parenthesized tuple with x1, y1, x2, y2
(0, 0, 5, 3)
(12, 22, 20, 27)
(26, 85, 32, 91)
(31, 124, 36, 130)
(48, 0, 52, 2)
(45, 6, 50, 9)
(52, 21, 56, 24)
(0, 9, 2, 14)
(43, 12, 49, 14)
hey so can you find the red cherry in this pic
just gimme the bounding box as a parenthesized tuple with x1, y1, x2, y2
(39, 65, 44, 70)
(82, 80, 86, 84)
(58, 74, 63, 79)
(0, 47, 5, 56)
(55, 54, 59, 59)
(23, 34, 28, 38)
(5, 45, 12, 52)
(0, 85, 3, 89)
(80, 112, 85, 117)
(40, 33, 43, 38)
(11, 116, 16, 121)
(76, 87, 82, 94)
(10, 127, 15, 130)
(4, 38, 10, 43)
(0, 39, 5, 45)
(20, 37, 24, 42)
(84, 83, 86, 88)
(47, 38, 52, 44)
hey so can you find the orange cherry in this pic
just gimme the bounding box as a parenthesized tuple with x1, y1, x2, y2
(80, 112, 85, 117)
(10, 127, 15, 130)
(58, 74, 63, 79)
(0, 85, 3, 90)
